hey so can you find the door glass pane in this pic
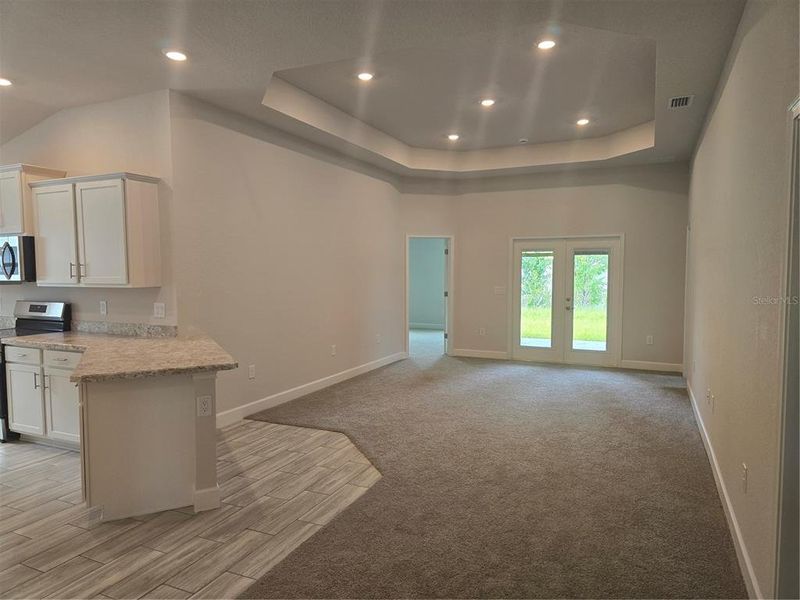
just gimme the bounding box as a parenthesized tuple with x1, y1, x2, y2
(520, 250, 554, 348)
(572, 252, 608, 351)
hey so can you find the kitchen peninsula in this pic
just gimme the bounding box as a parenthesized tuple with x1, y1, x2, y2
(2, 328, 237, 521)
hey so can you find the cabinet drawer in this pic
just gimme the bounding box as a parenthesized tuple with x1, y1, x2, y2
(44, 350, 81, 370)
(4, 346, 41, 365)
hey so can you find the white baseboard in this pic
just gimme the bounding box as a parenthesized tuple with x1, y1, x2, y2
(618, 359, 683, 373)
(450, 348, 509, 360)
(193, 485, 221, 512)
(687, 381, 760, 599)
(409, 322, 445, 330)
(216, 352, 408, 428)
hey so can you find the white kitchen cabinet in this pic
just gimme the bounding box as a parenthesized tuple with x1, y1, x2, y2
(44, 366, 80, 443)
(5, 345, 81, 446)
(32, 184, 79, 286)
(6, 361, 45, 436)
(0, 164, 66, 234)
(32, 173, 161, 288)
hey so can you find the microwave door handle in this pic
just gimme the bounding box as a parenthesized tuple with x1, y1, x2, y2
(0, 242, 14, 280)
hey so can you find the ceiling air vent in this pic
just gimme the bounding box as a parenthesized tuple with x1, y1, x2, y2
(668, 95, 695, 109)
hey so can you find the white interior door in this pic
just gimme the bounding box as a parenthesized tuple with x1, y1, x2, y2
(512, 237, 622, 366)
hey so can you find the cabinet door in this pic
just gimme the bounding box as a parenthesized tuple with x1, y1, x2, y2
(34, 184, 79, 285)
(0, 170, 23, 234)
(44, 368, 80, 443)
(76, 179, 128, 285)
(6, 363, 45, 435)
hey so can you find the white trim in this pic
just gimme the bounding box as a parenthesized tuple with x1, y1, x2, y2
(409, 322, 445, 330)
(405, 234, 454, 356)
(450, 348, 509, 360)
(687, 381, 760, 599)
(618, 360, 683, 373)
(216, 351, 408, 428)
(30, 172, 160, 187)
(193, 485, 221, 512)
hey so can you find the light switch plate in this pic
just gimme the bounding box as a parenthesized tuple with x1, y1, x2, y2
(100, 300, 108, 316)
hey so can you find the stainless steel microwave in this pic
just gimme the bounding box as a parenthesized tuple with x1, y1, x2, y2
(0, 235, 36, 283)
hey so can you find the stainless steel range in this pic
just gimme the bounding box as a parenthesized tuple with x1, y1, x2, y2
(0, 300, 71, 442)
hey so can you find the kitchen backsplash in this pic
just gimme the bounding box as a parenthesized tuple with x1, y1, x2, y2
(73, 320, 178, 337)
(0, 315, 176, 337)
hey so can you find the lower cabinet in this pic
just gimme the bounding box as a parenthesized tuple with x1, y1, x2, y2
(5, 346, 80, 446)
(44, 367, 80, 444)
(6, 362, 45, 436)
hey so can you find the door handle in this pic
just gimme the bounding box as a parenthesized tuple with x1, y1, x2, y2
(78, 263, 86, 277)
(43, 374, 50, 391)
(33, 372, 40, 389)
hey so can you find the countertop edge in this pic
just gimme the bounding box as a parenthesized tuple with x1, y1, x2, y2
(70, 362, 239, 383)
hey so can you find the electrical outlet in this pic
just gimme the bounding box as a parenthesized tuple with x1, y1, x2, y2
(479, 327, 486, 336)
(153, 303, 166, 319)
(196, 395, 212, 417)
(331, 344, 336, 356)
(248, 364, 256, 380)
(646, 335, 654, 345)
(741, 463, 748, 493)
(99, 300, 108, 316)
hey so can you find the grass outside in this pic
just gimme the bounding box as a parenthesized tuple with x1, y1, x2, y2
(521, 306, 607, 342)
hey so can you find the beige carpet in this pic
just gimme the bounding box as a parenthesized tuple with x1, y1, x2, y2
(244, 353, 745, 599)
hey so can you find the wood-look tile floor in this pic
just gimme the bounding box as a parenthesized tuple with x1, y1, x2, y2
(0, 420, 381, 599)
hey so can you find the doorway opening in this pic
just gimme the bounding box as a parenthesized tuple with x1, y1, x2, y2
(511, 236, 623, 366)
(406, 236, 451, 357)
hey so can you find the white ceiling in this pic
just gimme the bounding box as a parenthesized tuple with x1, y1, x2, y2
(0, 0, 745, 177)
(276, 23, 656, 151)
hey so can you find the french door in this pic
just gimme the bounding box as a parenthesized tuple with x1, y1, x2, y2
(512, 237, 622, 366)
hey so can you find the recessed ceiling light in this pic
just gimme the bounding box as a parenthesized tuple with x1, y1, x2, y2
(357, 72, 374, 81)
(0, 78, 12, 87)
(537, 40, 556, 50)
(576, 118, 590, 126)
(447, 134, 460, 141)
(163, 50, 187, 62)
(480, 99, 495, 107)
(518, 138, 529, 144)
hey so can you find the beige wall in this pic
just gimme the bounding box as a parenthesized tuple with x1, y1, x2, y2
(168, 93, 406, 414)
(685, 0, 799, 597)
(401, 163, 689, 366)
(0, 91, 177, 325)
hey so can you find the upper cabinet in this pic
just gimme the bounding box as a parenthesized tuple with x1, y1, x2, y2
(32, 173, 162, 288)
(0, 164, 66, 234)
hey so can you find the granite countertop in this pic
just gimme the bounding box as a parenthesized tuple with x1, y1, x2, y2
(1, 331, 238, 383)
